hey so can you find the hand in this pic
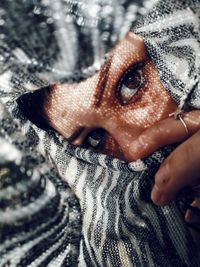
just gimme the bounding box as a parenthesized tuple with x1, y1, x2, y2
(129, 109, 200, 206)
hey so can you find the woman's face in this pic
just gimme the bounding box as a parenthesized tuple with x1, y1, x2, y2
(41, 32, 177, 161)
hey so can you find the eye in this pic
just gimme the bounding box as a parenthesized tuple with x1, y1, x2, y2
(84, 128, 105, 149)
(116, 65, 145, 105)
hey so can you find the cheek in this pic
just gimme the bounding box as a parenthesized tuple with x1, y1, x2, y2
(97, 92, 176, 161)
(121, 108, 154, 128)
(127, 62, 178, 128)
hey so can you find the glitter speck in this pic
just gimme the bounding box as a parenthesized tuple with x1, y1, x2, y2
(33, 6, 41, 15)
(0, 19, 5, 26)
(46, 17, 54, 24)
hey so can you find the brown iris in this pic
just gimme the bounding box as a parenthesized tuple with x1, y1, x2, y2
(116, 64, 145, 105)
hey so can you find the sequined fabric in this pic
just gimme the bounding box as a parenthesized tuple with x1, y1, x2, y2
(0, 103, 81, 266)
(134, 0, 200, 109)
(0, 0, 200, 266)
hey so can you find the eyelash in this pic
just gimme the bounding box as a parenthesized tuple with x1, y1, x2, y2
(83, 128, 105, 149)
(116, 62, 145, 105)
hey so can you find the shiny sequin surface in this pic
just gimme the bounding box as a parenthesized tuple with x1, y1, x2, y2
(0, 0, 200, 266)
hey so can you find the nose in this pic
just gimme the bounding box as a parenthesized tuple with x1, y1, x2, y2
(101, 118, 141, 161)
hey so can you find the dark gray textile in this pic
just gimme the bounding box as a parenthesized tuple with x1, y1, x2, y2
(0, 0, 200, 266)
(0, 104, 82, 266)
(134, 0, 200, 109)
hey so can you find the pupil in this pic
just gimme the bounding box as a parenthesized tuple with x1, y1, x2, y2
(125, 70, 141, 89)
(90, 129, 104, 140)
(87, 129, 105, 148)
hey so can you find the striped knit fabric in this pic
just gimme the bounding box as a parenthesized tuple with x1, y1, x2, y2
(134, 0, 200, 110)
(0, 103, 82, 266)
(0, 0, 200, 266)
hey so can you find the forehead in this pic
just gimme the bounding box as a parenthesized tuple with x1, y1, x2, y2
(113, 33, 147, 61)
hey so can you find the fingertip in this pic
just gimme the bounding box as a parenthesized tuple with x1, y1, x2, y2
(152, 163, 175, 206)
(151, 185, 168, 206)
(155, 163, 170, 189)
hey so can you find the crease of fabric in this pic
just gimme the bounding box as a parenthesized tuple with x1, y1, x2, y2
(0, 102, 82, 266)
(0, 0, 200, 266)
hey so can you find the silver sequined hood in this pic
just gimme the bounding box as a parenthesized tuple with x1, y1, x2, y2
(0, 1, 200, 266)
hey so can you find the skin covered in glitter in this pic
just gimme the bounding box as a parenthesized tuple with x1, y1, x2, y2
(41, 32, 177, 161)
(20, 32, 200, 248)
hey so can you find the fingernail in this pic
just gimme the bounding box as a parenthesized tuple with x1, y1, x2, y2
(151, 185, 166, 206)
(156, 163, 170, 184)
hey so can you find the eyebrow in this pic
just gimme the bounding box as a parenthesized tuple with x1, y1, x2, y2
(93, 55, 113, 108)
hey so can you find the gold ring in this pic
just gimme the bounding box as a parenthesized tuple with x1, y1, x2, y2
(169, 109, 189, 137)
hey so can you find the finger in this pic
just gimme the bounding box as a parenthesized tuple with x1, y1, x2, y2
(129, 110, 200, 160)
(151, 130, 200, 206)
(185, 198, 200, 224)
(185, 199, 200, 250)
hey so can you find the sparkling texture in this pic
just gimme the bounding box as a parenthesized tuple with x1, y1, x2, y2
(0, 0, 200, 266)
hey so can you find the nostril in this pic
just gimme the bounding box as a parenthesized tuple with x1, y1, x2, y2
(17, 85, 52, 131)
